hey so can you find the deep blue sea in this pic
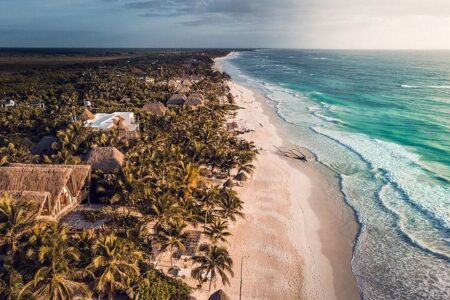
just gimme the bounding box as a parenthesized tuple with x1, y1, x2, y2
(221, 49, 450, 300)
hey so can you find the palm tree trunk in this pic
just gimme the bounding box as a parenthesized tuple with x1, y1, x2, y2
(209, 278, 212, 291)
(170, 245, 173, 267)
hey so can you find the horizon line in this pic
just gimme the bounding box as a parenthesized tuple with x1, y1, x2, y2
(1, 47, 450, 51)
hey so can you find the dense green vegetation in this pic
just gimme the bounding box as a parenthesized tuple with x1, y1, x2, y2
(0, 50, 257, 299)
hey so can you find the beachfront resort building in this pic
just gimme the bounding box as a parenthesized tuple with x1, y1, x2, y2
(0, 163, 91, 220)
(80, 109, 139, 132)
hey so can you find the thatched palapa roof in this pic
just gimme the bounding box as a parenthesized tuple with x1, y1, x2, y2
(223, 179, 234, 188)
(79, 108, 95, 121)
(178, 86, 191, 94)
(182, 79, 193, 87)
(0, 164, 91, 218)
(141, 103, 167, 116)
(84, 147, 125, 172)
(1, 163, 91, 198)
(167, 94, 187, 106)
(235, 171, 249, 181)
(184, 94, 204, 107)
(208, 290, 231, 300)
(31, 136, 57, 155)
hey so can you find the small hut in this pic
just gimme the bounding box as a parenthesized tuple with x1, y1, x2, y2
(84, 147, 125, 172)
(79, 108, 95, 121)
(0, 164, 91, 220)
(141, 103, 167, 116)
(31, 136, 57, 155)
(208, 290, 231, 300)
(223, 179, 235, 188)
(182, 79, 193, 87)
(178, 86, 191, 94)
(168, 80, 178, 89)
(167, 94, 187, 106)
(235, 171, 249, 182)
(184, 94, 204, 108)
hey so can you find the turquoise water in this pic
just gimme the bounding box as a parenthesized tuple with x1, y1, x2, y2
(221, 50, 450, 299)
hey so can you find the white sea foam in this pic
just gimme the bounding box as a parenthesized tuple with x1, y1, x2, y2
(401, 84, 450, 89)
(313, 112, 346, 125)
(312, 126, 450, 231)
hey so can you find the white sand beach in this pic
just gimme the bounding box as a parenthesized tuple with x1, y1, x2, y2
(193, 58, 360, 299)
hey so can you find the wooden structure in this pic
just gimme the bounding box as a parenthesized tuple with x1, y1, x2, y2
(0, 164, 91, 220)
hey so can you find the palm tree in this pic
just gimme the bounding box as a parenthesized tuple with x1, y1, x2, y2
(0, 193, 36, 255)
(0, 267, 24, 300)
(217, 189, 244, 222)
(158, 221, 187, 267)
(191, 244, 234, 291)
(147, 193, 180, 229)
(205, 218, 231, 245)
(200, 186, 221, 232)
(88, 233, 142, 300)
(19, 222, 90, 300)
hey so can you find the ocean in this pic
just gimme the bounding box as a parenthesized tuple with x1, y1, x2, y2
(220, 49, 450, 299)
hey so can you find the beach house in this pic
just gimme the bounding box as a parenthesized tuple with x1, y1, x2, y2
(0, 164, 91, 220)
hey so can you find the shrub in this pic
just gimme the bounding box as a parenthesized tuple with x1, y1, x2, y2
(134, 270, 191, 300)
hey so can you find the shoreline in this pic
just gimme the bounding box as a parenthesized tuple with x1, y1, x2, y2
(206, 57, 360, 299)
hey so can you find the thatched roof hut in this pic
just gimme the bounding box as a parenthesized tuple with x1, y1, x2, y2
(168, 79, 178, 88)
(208, 290, 231, 300)
(84, 147, 124, 172)
(235, 171, 249, 181)
(223, 179, 234, 188)
(141, 103, 167, 116)
(0, 164, 91, 220)
(31, 136, 57, 155)
(178, 86, 191, 94)
(79, 108, 95, 121)
(184, 94, 204, 108)
(182, 79, 193, 87)
(167, 94, 187, 106)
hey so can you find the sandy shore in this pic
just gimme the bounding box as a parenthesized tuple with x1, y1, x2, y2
(192, 58, 360, 299)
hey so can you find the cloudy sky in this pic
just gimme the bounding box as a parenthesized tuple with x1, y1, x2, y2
(1, 0, 450, 48)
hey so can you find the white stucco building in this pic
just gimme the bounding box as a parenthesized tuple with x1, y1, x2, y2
(84, 112, 138, 131)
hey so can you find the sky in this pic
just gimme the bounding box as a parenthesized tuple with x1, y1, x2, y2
(1, 0, 450, 49)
